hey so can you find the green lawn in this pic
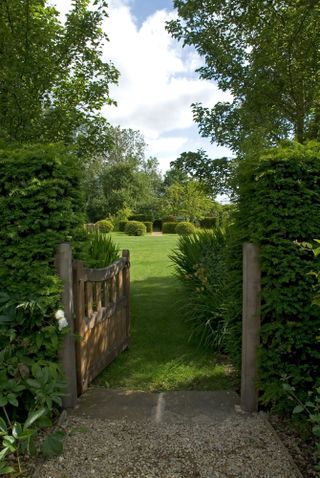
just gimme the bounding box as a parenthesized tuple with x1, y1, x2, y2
(96, 232, 237, 391)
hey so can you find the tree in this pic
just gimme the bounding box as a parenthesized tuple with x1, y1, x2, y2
(167, 1, 320, 154)
(169, 149, 236, 197)
(0, 0, 119, 149)
(161, 181, 213, 221)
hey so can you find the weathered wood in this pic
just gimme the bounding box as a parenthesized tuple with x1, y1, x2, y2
(241, 242, 261, 413)
(72, 253, 131, 395)
(55, 243, 77, 409)
(122, 250, 131, 346)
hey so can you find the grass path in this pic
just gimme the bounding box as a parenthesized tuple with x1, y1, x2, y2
(96, 232, 236, 391)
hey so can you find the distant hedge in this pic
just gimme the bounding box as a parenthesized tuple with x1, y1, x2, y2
(143, 221, 153, 233)
(129, 214, 153, 222)
(118, 220, 129, 232)
(95, 219, 113, 233)
(199, 217, 217, 229)
(162, 222, 178, 234)
(225, 142, 320, 409)
(176, 222, 196, 235)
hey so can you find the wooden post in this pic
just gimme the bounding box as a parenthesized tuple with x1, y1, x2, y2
(122, 250, 131, 343)
(241, 242, 261, 413)
(55, 243, 78, 408)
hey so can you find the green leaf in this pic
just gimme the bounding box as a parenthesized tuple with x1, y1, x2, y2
(24, 408, 47, 429)
(42, 431, 65, 457)
(0, 464, 15, 475)
(292, 405, 304, 414)
(0, 418, 7, 435)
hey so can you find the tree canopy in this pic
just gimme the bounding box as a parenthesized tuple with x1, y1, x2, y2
(167, 1, 320, 155)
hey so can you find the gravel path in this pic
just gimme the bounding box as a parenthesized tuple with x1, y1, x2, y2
(34, 390, 301, 478)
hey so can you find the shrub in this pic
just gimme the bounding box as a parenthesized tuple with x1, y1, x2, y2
(162, 222, 178, 234)
(79, 231, 120, 268)
(170, 229, 227, 349)
(143, 221, 153, 233)
(225, 141, 320, 409)
(162, 215, 177, 222)
(125, 221, 146, 236)
(176, 222, 196, 235)
(95, 219, 113, 233)
(118, 220, 129, 232)
(199, 217, 217, 229)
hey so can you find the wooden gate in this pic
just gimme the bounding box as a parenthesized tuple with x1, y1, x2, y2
(72, 250, 131, 394)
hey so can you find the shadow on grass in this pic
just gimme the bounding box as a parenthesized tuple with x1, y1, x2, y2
(95, 275, 238, 392)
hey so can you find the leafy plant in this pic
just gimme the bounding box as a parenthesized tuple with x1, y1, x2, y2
(124, 221, 146, 236)
(143, 221, 153, 233)
(171, 229, 227, 349)
(162, 222, 178, 234)
(176, 222, 196, 235)
(95, 220, 114, 234)
(80, 231, 120, 268)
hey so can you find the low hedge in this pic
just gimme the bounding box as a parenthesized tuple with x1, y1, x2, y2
(199, 217, 217, 229)
(125, 221, 146, 236)
(118, 220, 129, 232)
(143, 221, 153, 233)
(162, 222, 178, 234)
(176, 222, 196, 235)
(95, 219, 113, 233)
(129, 214, 152, 222)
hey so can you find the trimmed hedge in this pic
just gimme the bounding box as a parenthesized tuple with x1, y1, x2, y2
(161, 215, 177, 222)
(129, 213, 152, 222)
(226, 142, 320, 409)
(0, 143, 84, 304)
(162, 222, 178, 234)
(143, 221, 153, 233)
(95, 219, 113, 233)
(176, 221, 196, 235)
(124, 221, 146, 236)
(118, 220, 129, 232)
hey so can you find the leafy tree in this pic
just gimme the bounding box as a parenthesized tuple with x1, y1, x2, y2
(0, 0, 119, 149)
(161, 181, 213, 221)
(167, 1, 320, 154)
(169, 149, 236, 197)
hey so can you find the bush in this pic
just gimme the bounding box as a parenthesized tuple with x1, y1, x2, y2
(162, 222, 178, 234)
(79, 231, 120, 268)
(162, 215, 177, 222)
(199, 217, 217, 229)
(170, 229, 227, 349)
(143, 221, 153, 233)
(176, 222, 196, 235)
(0, 143, 83, 470)
(225, 142, 320, 409)
(95, 219, 113, 233)
(124, 221, 146, 236)
(118, 220, 129, 232)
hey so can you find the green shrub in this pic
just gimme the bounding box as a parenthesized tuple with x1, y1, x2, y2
(124, 221, 146, 236)
(79, 231, 120, 268)
(162, 215, 177, 222)
(95, 219, 113, 233)
(0, 143, 83, 471)
(199, 217, 217, 229)
(225, 141, 320, 409)
(176, 222, 196, 235)
(162, 222, 178, 234)
(143, 221, 153, 233)
(170, 229, 227, 349)
(118, 220, 129, 232)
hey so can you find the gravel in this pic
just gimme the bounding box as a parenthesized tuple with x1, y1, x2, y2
(34, 414, 301, 478)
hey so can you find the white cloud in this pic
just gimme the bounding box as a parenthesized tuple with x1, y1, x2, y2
(51, 0, 233, 171)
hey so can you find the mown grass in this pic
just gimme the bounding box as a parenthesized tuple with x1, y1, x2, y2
(96, 232, 237, 391)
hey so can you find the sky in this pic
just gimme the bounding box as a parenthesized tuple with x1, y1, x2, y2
(53, 0, 232, 172)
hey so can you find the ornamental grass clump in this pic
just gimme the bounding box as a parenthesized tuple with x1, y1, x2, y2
(170, 229, 227, 350)
(125, 221, 146, 236)
(80, 231, 120, 268)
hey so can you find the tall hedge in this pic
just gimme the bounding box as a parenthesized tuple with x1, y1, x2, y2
(0, 143, 84, 307)
(225, 142, 320, 409)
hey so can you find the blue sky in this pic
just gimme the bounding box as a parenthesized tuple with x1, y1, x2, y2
(54, 0, 232, 172)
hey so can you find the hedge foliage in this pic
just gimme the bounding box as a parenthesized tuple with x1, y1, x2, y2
(143, 221, 153, 233)
(0, 143, 84, 306)
(129, 214, 153, 222)
(162, 222, 178, 234)
(226, 142, 320, 408)
(176, 222, 196, 235)
(118, 220, 129, 232)
(199, 217, 217, 229)
(124, 221, 146, 236)
(95, 219, 113, 233)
